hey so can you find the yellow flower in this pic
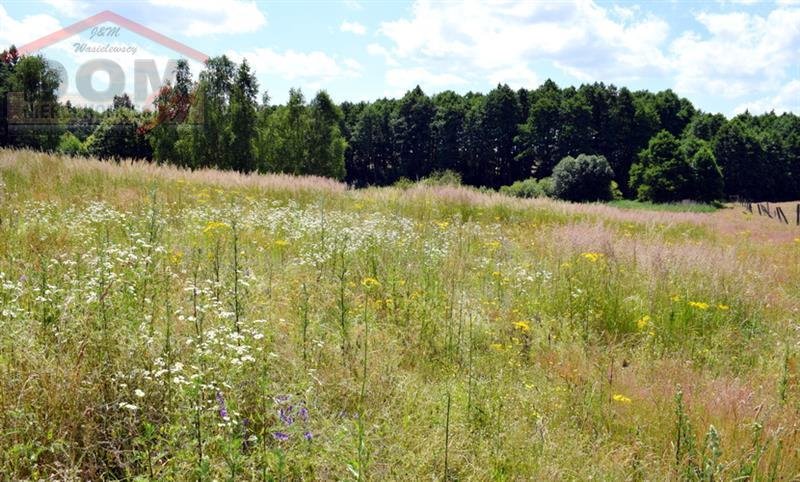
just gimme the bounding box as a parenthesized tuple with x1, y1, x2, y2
(202, 221, 229, 235)
(491, 271, 501, 278)
(612, 394, 632, 404)
(716, 304, 730, 311)
(513, 321, 530, 332)
(581, 252, 603, 263)
(170, 250, 183, 265)
(436, 221, 450, 229)
(274, 239, 289, 248)
(670, 294, 682, 302)
(485, 240, 501, 251)
(490, 343, 504, 351)
(688, 301, 709, 310)
(636, 315, 651, 330)
(361, 277, 381, 288)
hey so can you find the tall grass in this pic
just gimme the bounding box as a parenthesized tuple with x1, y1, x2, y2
(0, 148, 799, 479)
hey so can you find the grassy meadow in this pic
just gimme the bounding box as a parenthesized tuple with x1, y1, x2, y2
(2, 148, 800, 480)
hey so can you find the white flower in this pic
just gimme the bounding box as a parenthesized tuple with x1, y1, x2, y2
(134, 389, 145, 398)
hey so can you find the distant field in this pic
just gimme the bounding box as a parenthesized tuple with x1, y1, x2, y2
(607, 199, 720, 213)
(1, 149, 800, 480)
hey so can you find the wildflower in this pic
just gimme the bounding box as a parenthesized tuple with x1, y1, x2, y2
(216, 391, 229, 420)
(202, 221, 228, 235)
(581, 252, 603, 263)
(134, 389, 145, 398)
(485, 240, 501, 251)
(716, 304, 730, 311)
(436, 221, 449, 229)
(170, 250, 183, 265)
(612, 394, 632, 404)
(670, 294, 682, 302)
(636, 315, 651, 331)
(361, 277, 380, 288)
(279, 407, 294, 426)
(513, 321, 530, 332)
(273, 431, 290, 442)
(688, 301, 709, 310)
(298, 406, 309, 422)
(274, 239, 289, 248)
(304, 431, 313, 441)
(490, 343, 504, 351)
(118, 402, 138, 411)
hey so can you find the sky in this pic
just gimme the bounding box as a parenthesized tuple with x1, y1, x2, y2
(0, 0, 798, 116)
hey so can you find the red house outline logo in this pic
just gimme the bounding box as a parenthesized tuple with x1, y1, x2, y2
(18, 10, 208, 63)
(7, 10, 209, 126)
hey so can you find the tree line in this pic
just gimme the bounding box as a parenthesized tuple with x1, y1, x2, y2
(2, 45, 799, 202)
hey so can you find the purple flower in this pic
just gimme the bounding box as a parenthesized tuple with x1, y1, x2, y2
(279, 406, 294, 425)
(303, 431, 313, 441)
(273, 394, 290, 404)
(298, 406, 309, 422)
(216, 391, 229, 420)
(242, 418, 251, 450)
(272, 431, 290, 442)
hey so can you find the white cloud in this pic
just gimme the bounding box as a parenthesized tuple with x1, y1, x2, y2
(669, 8, 800, 99)
(41, 0, 90, 18)
(377, 0, 670, 85)
(146, 0, 267, 36)
(340, 21, 366, 35)
(366, 42, 398, 66)
(0, 5, 62, 46)
(385, 67, 465, 96)
(230, 48, 361, 84)
(488, 65, 539, 90)
(733, 80, 800, 114)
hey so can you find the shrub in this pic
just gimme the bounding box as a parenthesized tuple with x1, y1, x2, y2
(551, 154, 615, 202)
(629, 131, 693, 203)
(419, 169, 462, 186)
(393, 177, 414, 189)
(57, 132, 87, 157)
(500, 177, 552, 198)
(85, 108, 152, 160)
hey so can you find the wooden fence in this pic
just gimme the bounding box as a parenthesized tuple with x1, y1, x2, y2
(739, 201, 800, 226)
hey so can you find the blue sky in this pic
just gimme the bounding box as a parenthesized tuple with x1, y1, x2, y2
(1, 0, 798, 116)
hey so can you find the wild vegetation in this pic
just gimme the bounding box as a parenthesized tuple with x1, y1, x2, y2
(2, 149, 800, 479)
(2, 46, 799, 203)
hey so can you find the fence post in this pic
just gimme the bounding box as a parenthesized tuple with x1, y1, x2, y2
(796, 203, 799, 226)
(777, 207, 788, 224)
